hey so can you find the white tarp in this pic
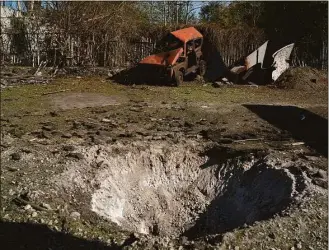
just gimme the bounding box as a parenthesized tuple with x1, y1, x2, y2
(272, 43, 295, 81)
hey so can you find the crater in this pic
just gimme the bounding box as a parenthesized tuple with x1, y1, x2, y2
(54, 141, 308, 238)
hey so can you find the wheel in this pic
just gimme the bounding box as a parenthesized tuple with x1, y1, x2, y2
(199, 60, 206, 76)
(174, 70, 183, 87)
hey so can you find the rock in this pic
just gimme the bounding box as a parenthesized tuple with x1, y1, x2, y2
(66, 152, 84, 160)
(70, 211, 81, 220)
(235, 247, 240, 250)
(63, 145, 75, 152)
(49, 111, 59, 117)
(296, 242, 302, 249)
(42, 125, 53, 131)
(41, 130, 52, 139)
(184, 121, 193, 128)
(11, 152, 21, 161)
(212, 82, 223, 88)
(62, 133, 72, 138)
(41, 203, 52, 210)
(24, 204, 32, 210)
(314, 170, 327, 179)
(31, 211, 38, 217)
(102, 118, 111, 123)
(129, 107, 141, 112)
(312, 178, 327, 188)
(268, 232, 276, 239)
(8, 167, 19, 172)
(180, 236, 188, 245)
(21, 148, 32, 154)
(72, 131, 85, 138)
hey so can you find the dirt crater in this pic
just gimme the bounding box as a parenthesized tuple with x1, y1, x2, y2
(54, 141, 309, 238)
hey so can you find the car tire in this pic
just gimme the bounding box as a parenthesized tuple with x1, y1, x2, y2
(174, 70, 183, 87)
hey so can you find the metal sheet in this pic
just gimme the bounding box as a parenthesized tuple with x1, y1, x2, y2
(139, 48, 183, 66)
(272, 43, 295, 81)
(170, 27, 203, 43)
(245, 41, 269, 70)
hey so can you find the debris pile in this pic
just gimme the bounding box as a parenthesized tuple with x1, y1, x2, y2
(274, 67, 328, 90)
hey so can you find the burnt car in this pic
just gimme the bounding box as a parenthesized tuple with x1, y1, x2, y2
(139, 27, 206, 86)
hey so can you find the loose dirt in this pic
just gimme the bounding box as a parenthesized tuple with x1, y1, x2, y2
(1, 74, 327, 250)
(275, 67, 328, 90)
(51, 92, 124, 110)
(52, 141, 311, 240)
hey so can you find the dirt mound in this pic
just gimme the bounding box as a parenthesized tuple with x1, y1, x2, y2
(275, 67, 327, 90)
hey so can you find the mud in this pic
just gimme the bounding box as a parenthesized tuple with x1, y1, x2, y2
(53, 140, 310, 239)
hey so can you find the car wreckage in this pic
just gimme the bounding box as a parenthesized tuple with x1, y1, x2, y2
(138, 27, 206, 86)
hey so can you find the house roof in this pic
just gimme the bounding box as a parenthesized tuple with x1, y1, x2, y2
(170, 27, 203, 43)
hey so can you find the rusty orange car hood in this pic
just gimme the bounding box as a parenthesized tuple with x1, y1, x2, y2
(139, 48, 183, 66)
(171, 27, 202, 43)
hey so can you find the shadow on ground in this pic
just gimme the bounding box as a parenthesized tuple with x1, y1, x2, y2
(244, 104, 328, 157)
(0, 221, 117, 250)
(110, 65, 203, 86)
(184, 159, 297, 240)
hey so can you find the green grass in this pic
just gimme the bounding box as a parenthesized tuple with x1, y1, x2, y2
(1, 76, 327, 134)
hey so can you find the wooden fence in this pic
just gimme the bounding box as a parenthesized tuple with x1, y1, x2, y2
(0, 31, 327, 70)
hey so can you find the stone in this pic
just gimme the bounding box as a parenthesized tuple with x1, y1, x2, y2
(296, 242, 302, 249)
(31, 211, 38, 217)
(41, 130, 52, 139)
(24, 204, 32, 210)
(11, 152, 21, 161)
(63, 145, 76, 152)
(42, 125, 54, 131)
(41, 203, 52, 210)
(70, 211, 81, 220)
(268, 232, 276, 239)
(212, 82, 223, 88)
(102, 118, 112, 123)
(62, 133, 72, 138)
(314, 170, 326, 179)
(49, 111, 59, 117)
(66, 152, 84, 160)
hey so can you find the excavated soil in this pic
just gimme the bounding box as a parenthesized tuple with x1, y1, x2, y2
(53, 141, 310, 239)
(275, 67, 328, 90)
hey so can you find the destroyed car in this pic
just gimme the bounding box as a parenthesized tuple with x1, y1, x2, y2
(139, 27, 206, 86)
